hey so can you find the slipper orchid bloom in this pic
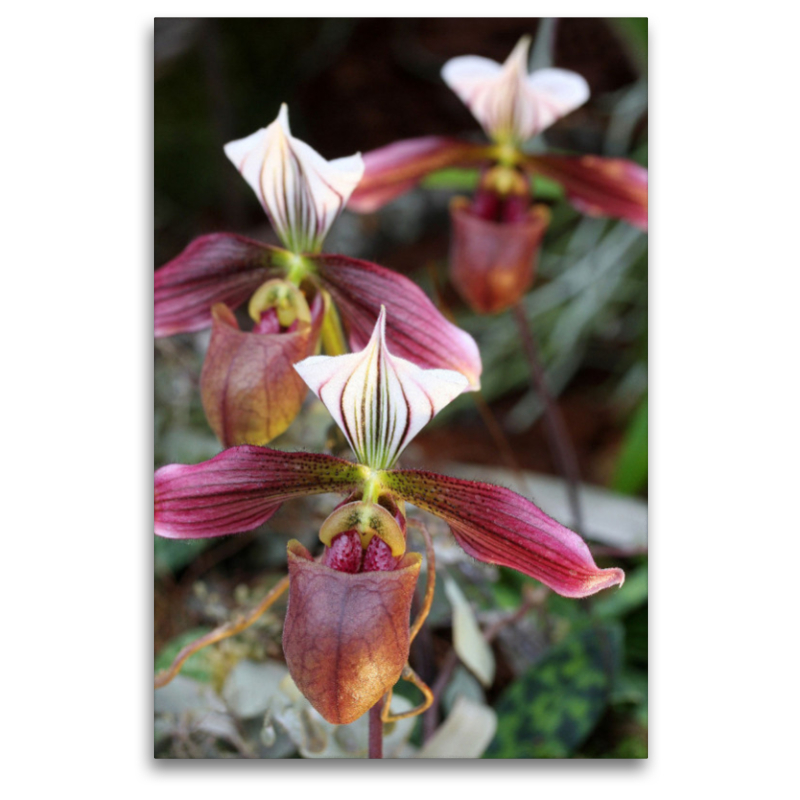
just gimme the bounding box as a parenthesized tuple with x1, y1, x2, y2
(155, 104, 481, 447)
(154, 309, 624, 725)
(348, 36, 648, 314)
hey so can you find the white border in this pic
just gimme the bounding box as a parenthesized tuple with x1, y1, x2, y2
(4, 3, 797, 796)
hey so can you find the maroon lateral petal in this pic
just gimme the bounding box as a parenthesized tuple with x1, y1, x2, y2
(348, 136, 490, 213)
(154, 446, 364, 539)
(154, 233, 283, 337)
(311, 253, 482, 390)
(383, 469, 624, 598)
(527, 154, 648, 230)
(200, 294, 324, 447)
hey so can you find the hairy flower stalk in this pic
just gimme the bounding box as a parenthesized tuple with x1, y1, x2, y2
(154, 309, 624, 728)
(155, 104, 481, 448)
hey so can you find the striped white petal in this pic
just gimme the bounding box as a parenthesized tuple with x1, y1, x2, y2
(294, 307, 468, 470)
(224, 104, 364, 254)
(441, 36, 589, 145)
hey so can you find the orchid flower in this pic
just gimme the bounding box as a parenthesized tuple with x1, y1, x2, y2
(154, 309, 624, 725)
(155, 104, 481, 447)
(347, 35, 648, 314)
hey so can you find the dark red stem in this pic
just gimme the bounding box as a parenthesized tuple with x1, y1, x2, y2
(423, 649, 459, 742)
(512, 301, 585, 536)
(368, 700, 383, 759)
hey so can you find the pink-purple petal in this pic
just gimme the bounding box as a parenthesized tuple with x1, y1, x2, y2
(348, 136, 490, 213)
(382, 469, 624, 598)
(154, 446, 365, 539)
(310, 253, 482, 390)
(527, 154, 648, 230)
(154, 233, 283, 337)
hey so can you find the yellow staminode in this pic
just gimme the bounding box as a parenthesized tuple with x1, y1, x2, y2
(247, 279, 312, 328)
(318, 501, 406, 557)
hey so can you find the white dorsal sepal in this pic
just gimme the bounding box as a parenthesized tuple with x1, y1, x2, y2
(441, 36, 589, 145)
(295, 307, 468, 469)
(224, 104, 364, 254)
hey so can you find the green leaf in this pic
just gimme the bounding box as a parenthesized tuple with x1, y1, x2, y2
(490, 581, 522, 611)
(613, 18, 648, 51)
(421, 168, 480, 191)
(610, 396, 648, 495)
(610, 18, 648, 74)
(154, 536, 211, 576)
(624, 605, 648, 667)
(485, 622, 623, 758)
(611, 667, 648, 726)
(155, 627, 214, 683)
(530, 174, 564, 201)
(606, 734, 648, 758)
(421, 168, 564, 202)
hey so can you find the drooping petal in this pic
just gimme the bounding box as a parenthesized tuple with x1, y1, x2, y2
(154, 446, 366, 539)
(283, 539, 421, 725)
(347, 136, 490, 213)
(199, 294, 324, 447)
(154, 234, 281, 337)
(309, 252, 482, 389)
(295, 308, 468, 470)
(381, 469, 624, 598)
(449, 198, 551, 314)
(442, 36, 589, 144)
(527, 154, 648, 230)
(224, 104, 364, 254)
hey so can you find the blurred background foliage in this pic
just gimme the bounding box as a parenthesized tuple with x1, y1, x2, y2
(154, 17, 647, 759)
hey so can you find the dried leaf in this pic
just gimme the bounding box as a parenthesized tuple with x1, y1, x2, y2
(418, 696, 497, 758)
(444, 577, 495, 686)
(221, 659, 289, 719)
